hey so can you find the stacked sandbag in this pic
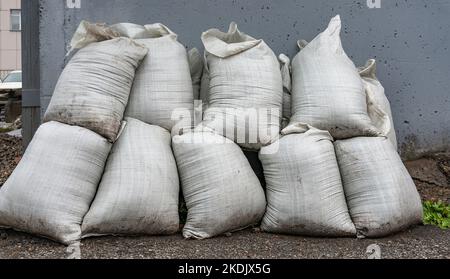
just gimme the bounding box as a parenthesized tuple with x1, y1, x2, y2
(282, 51, 393, 142)
(82, 118, 179, 237)
(111, 23, 194, 132)
(200, 22, 283, 150)
(260, 124, 356, 236)
(288, 15, 383, 139)
(0, 122, 111, 244)
(43, 28, 148, 142)
(335, 137, 423, 238)
(359, 59, 398, 150)
(172, 131, 266, 239)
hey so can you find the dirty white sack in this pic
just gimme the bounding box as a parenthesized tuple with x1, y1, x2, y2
(44, 36, 148, 142)
(334, 137, 423, 238)
(260, 124, 356, 236)
(82, 118, 179, 237)
(200, 22, 283, 150)
(172, 131, 266, 239)
(111, 23, 194, 132)
(289, 15, 383, 139)
(0, 122, 111, 244)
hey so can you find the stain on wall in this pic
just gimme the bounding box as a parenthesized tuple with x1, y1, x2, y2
(38, 0, 450, 159)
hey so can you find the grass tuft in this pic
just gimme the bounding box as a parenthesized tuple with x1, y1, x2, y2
(423, 201, 450, 229)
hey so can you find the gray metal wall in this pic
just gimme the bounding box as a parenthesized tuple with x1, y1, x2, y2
(36, 0, 450, 159)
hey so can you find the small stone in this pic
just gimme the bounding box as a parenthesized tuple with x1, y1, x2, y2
(252, 227, 262, 233)
(0, 232, 7, 240)
(224, 232, 232, 237)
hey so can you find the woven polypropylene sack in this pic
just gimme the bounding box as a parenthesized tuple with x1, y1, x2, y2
(289, 15, 381, 139)
(359, 59, 398, 150)
(200, 22, 283, 150)
(0, 122, 111, 244)
(82, 118, 179, 237)
(260, 125, 356, 236)
(43, 37, 148, 142)
(172, 131, 266, 239)
(110, 23, 194, 132)
(335, 137, 423, 238)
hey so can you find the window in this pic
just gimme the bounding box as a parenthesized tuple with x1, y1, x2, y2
(10, 10, 21, 31)
(3, 72, 22, 83)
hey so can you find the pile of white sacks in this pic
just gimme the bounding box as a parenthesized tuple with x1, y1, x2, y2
(0, 15, 422, 246)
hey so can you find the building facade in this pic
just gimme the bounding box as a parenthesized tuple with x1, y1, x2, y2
(0, 0, 21, 80)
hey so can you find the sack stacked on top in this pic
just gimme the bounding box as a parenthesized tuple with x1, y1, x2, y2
(260, 124, 356, 237)
(281, 56, 397, 149)
(288, 15, 384, 139)
(110, 23, 194, 132)
(199, 22, 283, 151)
(0, 122, 112, 244)
(82, 118, 180, 237)
(44, 23, 148, 142)
(172, 130, 266, 239)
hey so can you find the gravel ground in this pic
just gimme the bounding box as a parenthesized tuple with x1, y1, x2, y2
(0, 225, 448, 259)
(0, 133, 448, 259)
(0, 134, 22, 187)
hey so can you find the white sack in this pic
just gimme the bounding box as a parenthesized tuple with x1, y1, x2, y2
(188, 48, 204, 100)
(82, 118, 179, 237)
(359, 59, 398, 150)
(335, 137, 423, 238)
(0, 122, 111, 244)
(172, 131, 266, 239)
(44, 37, 147, 142)
(111, 23, 194, 131)
(260, 125, 356, 236)
(200, 22, 283, 150)
(289, 15, 382, 139)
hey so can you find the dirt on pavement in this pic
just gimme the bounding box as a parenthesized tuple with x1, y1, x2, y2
(405, 153, 450, 204)
(0, 134, 22, 187)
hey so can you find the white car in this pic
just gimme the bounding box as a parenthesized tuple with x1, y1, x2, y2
(0, 71, 22, 96)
